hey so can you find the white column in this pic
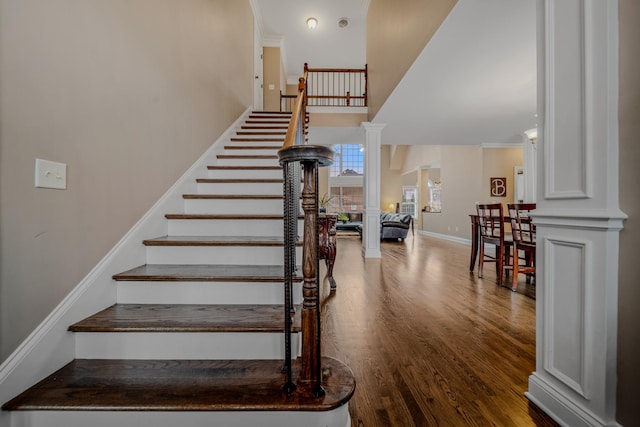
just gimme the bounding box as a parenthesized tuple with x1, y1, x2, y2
(527, 1, 626, 426)
(361, 122, 385, 258)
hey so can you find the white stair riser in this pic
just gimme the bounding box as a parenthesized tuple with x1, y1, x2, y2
(246, 121, 290, 125)
(224, 141, 286, 151)
(196, 182, 282, 195)
(146, 246, 302, 265)
(75, 331, 301, 360)
(116, 281, 303, 305)
(215, 157, 280, 167)
(184, 198, 284, 214)
(223, 148, 281, 156)
(207, 168, 283, 179)
(9, 406, 351, 427)
(168, 219, 303, 236)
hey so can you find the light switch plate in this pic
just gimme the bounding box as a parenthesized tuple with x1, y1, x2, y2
(35, 158, 67, 189)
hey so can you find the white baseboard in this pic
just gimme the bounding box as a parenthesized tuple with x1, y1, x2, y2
(418, 230, 471, 246)
(527, 373, 622, 427)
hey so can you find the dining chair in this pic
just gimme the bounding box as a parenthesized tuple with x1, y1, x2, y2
(507, 203, 536, 291)
(476, 203, 512, 286)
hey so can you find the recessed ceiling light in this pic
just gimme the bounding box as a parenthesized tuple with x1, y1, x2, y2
(306, 17, 318, 30)
(338, 18, 349, 28)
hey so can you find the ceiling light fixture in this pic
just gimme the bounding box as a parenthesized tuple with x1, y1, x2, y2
(338, 18, 349, 28)
(306, 17, 318, 30)
(524, 128, 538, 144)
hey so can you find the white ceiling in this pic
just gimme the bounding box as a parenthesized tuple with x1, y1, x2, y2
(253, 0, 537, 146)
(252, 0, 368, 81)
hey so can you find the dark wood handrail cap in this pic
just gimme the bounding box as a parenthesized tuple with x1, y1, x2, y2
(278, 145, 333, 167)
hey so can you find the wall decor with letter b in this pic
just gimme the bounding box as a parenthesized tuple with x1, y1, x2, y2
(490, 177, 507, 197)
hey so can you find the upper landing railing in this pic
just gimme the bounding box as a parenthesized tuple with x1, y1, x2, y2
(280, 63, 367, 112)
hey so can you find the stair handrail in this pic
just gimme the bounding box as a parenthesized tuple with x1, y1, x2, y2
(282, 73, 307, 149)
(279, 70, 333, 397)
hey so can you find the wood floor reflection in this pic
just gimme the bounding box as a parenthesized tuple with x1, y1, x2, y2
(320, 234, 557, 427)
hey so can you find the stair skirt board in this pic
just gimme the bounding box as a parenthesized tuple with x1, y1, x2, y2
(195, 181, 283, 194)
(116, 281, 303, 305)
(167, 219, 303, 237)
(7, 408, 351, 427)
(145, 246, 303, 265)
(74, 332, 301, 359)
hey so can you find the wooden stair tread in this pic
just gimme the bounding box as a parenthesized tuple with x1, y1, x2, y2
(249, 115, 292, 119)
(113, 264, 300, 282)
(165, 214, 301, 220)
(183, 194, 283, 199)
(195, 178, 282, 183)
(216, 154, 278, 159)
(236, 131, 287, 135)
(68, 304, 300, 333)
(142, 235, 299, 246)
(245, 120, 290, 124)
(229, 138, 284, 142)
(2, 357, 355, 412)
(241, 125, 288, 130)
(207, 165, 282, 170)
(223, 145, 282, 150)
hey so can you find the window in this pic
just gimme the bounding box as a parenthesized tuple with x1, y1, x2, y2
(328, 186, 363, 213)
(328, 144, 364, 213)
(401, 186, 418, 218)
(330, 144, 364, 177)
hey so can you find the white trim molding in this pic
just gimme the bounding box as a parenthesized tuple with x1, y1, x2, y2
(531, 1, 625, 426)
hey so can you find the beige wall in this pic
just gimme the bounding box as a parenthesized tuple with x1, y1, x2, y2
(402, 145, 522, 239)
(309, 113, 368, 127)
(0, 0, 254, 360)
(481, 148, 523, 207)
(262, 46, 282, 111)
(380, 145, 403, 211)
(366, 0, 457, 119)
(617, 0, 640, 424)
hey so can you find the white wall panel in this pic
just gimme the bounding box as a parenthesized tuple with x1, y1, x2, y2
(543, 237, 590, 399)
(544, 0, 589, 199)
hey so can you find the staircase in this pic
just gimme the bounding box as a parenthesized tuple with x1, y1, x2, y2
(1, 111, 354, 427)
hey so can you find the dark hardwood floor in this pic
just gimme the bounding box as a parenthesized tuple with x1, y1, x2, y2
(321, 234, 557, 427)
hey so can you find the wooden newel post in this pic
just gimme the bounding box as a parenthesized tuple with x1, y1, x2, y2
(300, 159, 323, 396)
(277, 145, 333, 398)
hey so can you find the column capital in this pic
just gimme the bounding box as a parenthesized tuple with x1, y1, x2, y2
(361, 122, 386, 132)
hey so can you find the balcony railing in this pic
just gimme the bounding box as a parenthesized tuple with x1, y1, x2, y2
(280, 63, 367, 112)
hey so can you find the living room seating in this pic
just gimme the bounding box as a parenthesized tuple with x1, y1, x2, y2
(335, 212, 362, 237)
(380, 212, 413, 241)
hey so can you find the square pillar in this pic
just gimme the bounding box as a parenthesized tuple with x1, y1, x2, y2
(527, 1, 626, 426)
